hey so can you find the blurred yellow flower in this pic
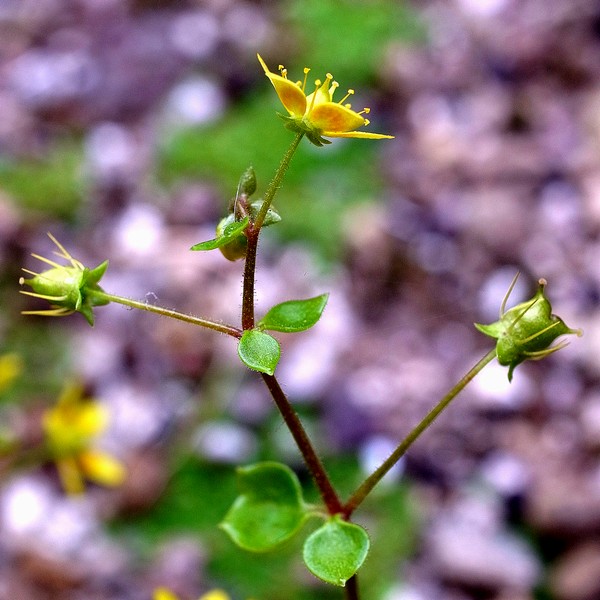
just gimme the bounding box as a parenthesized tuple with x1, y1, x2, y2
(153, 588, 255, 600)
(43, 382, 125, 494)
(258, 53, 394, 146)
(0, 353, 23, 393)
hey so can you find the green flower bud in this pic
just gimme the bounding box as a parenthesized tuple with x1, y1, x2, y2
(475, 275, 582, 381)
(19, 233, 109, 326)
(216, 214, 248, 261)
(238, 166, 257, 197)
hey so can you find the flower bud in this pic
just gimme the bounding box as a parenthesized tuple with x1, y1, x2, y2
(475, 276, 582, 381)
(238, 166, 257, 197)
(216, 214, 248, 261)
(19, 234, 109, 326)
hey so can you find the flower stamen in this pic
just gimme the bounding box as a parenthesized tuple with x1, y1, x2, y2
(338, 89, 354, 105)
(330, 81, 340, 100)
(20, 290, 69, 302)
(302, 67, 310, 92)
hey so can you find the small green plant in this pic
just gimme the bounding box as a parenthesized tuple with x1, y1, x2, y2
(19, 55, 581, 599)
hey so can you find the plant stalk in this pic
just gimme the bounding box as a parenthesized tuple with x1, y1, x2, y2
(91, 291, 242, 338)
(345, 574, 360, 600)
(241, 132, 304, 330)
(344, 348, 497, 516)
(261, 373, 344, 515)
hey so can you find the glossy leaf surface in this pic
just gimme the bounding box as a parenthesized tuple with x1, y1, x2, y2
(238, 329, 280, 375)
(303, 516, 370, 586)
(221, 462, 308, 552)
(259, 293, 329, 333)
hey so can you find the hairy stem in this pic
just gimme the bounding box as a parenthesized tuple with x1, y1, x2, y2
(345, 574, 360, 600)
(261, 373, 344, 515)
(91, 291, 242, 338)
(241, 132, 304, 330)
(344, 348, 497, 516)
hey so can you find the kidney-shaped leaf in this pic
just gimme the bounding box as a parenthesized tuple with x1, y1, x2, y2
(220, 462, 308, 552)
(303, 516, 370, 587)
(259, 293, 329, 333)
(190, 217, 249, 251)
(238, 329, 280, 375)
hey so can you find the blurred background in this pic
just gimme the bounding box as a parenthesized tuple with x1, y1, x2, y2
(1, 0, 600, 599)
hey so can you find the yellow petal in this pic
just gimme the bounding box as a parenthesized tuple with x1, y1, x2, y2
(75, 402, 109, 437)
(309, 103, 366, 133)
(305, 84, 332, 109)
(199, 591, 231, 600)
(323, 131, 395, 139)
(56, 456, 85, 495)
(257, 54, 306, 117)
(0, 353, 23, 393)
(153, 588, 179, 600)
(79, 450, 126, 487)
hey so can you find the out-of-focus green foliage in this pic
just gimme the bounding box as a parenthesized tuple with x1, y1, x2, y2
(111, 455, 418, 600)
(284, 0, 425, 82)
(0, 323, 71, 404)
(0, 140, 84, 218)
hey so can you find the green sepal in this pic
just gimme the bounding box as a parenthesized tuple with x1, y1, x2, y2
(249, 200, 281, 227)
(303, 515, 370, 587)
(190, 216, 249, 252)
(258, 293, 329, 333)
(86, 260, 109, 287)
(237, 329, 280, 375)
(473, 321, 503, 338)
(220, 462, 309, 552)
(276, 113, 331, 147)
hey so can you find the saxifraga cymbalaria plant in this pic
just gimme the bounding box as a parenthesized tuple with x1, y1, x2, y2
(19, 54, 582, 599)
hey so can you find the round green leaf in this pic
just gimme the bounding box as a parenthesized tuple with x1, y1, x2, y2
(220, 462, 308, 552)
(190, 216, 249, 251)
(303, 516, 370, 586)
(238, 329, 280, 375)
(258, 293, 329, 333)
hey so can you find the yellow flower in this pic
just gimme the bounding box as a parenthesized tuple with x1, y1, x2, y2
(153, 588, 255, 600)
(0, 353, 23, 394)
(43, 382, 126, 494)
(257, 54, 394, 146)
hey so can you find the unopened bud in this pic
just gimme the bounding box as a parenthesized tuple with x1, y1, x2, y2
(216, 215, 248, 261)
